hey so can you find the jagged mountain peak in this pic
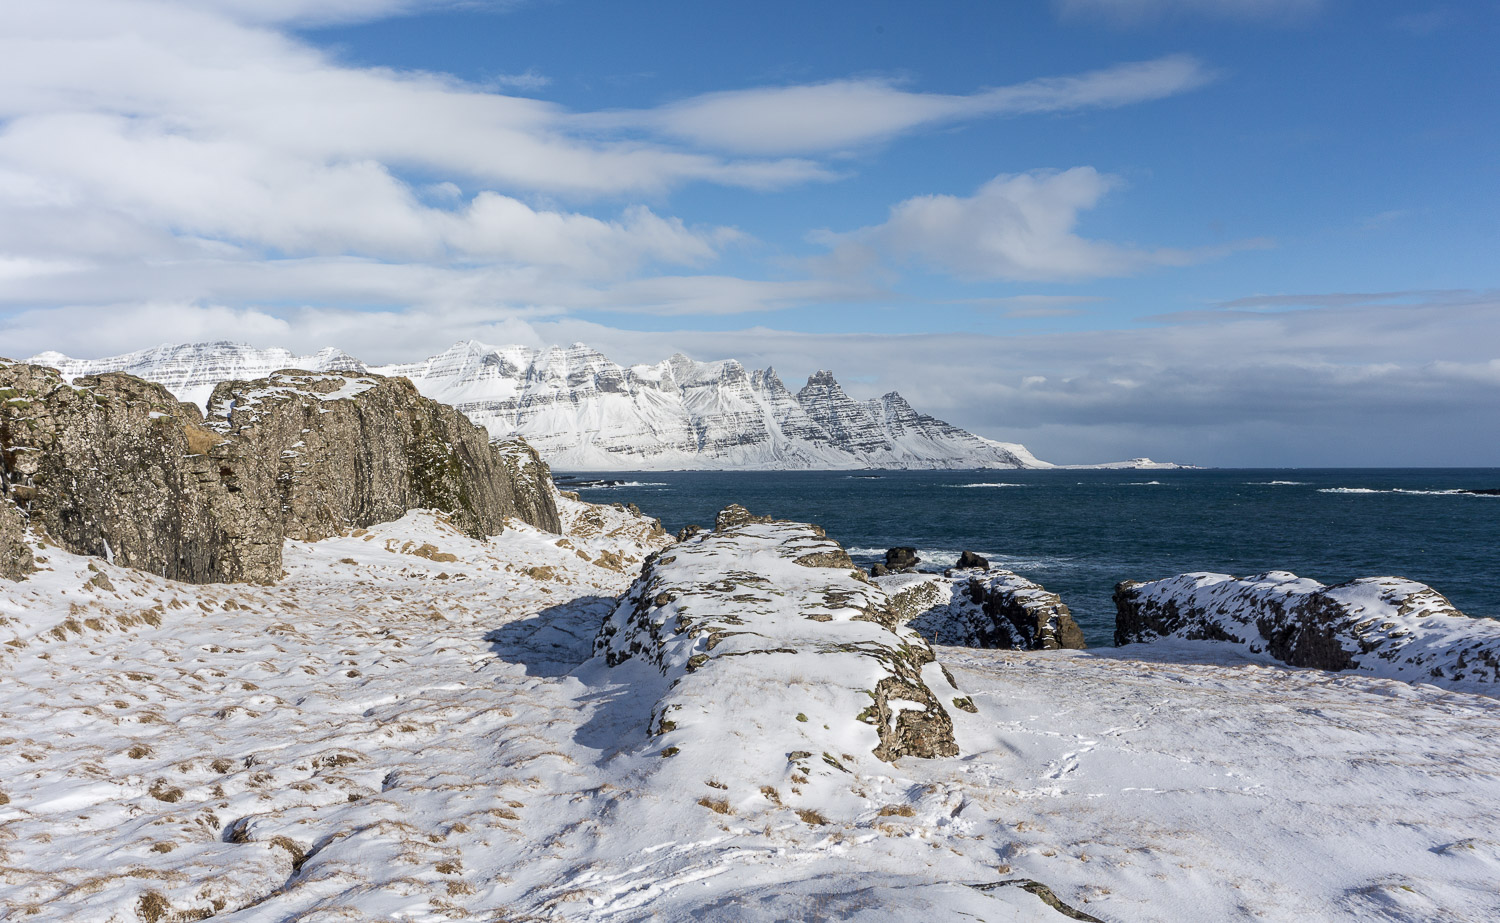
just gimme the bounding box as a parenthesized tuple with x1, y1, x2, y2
(32, 342, 1057, 471)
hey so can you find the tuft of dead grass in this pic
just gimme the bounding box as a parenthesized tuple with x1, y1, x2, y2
(697, 796, 733, 815)
(181, 424, 222, 456)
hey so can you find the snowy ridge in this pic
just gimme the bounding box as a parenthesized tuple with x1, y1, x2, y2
(595, 507, 962, 770)
(28, 340, 1061, 470)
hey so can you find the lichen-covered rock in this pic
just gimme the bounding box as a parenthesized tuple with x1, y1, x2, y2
(0, 496, 35, 581)
(490, 438, 562, 535)
(1115, 571, 1500, 690)
(880, 569, 1087, 650)
(0, 362, 559, 584)
(595, 506, 959, 764)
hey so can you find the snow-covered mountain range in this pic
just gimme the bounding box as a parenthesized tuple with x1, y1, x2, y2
(26, 340, 1170, 471)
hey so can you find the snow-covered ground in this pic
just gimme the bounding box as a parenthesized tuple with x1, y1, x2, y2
(3, 500, 1498, 921)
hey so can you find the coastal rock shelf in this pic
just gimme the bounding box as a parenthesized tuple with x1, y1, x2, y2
(880, 567, 1088, 650)
(0, 361, 558, 585)
(596, 505, 962, 767)
(1115, 571, 1500, 692)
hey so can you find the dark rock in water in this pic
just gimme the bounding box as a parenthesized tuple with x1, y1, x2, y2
(955, 550, 989, 570)
(1113, 571, 1500, 689)
(888, 571, 1086, 650)
(885, 546, 920, 571)
(1460, 488, 1500, 496)
(869, 562, 890, 578)
(0, 361, 559, 584)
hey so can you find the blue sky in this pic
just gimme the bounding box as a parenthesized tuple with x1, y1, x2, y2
(0, 0, 1496, 464)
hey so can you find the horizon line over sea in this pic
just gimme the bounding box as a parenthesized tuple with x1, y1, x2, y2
(555, 467, 1500, 646)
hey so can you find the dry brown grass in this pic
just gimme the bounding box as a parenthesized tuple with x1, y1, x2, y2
(877, 804, 915, 817)
(181, 424, 222, 456)
(697, 796, 732, 815)
(795, 808, 828, 826)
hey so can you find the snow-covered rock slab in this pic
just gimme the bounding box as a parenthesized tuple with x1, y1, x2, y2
(1115, 571, 1500, 692)
(883, 568, 1088, 650)
(596, 506, 961, 770)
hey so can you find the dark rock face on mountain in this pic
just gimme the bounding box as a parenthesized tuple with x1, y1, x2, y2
(596, 508, 960, 763)
(0, 362, 558, 584)
(1115, 571, 1500, 688)
(883, 570, 1087, 650)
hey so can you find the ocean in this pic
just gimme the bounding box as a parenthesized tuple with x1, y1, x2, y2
(557, 468, 1500, 646)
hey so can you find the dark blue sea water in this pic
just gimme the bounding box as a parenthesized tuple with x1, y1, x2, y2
(558, 468, 1500, 646)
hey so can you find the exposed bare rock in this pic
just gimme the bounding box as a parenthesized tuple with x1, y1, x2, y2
(595, 508, 960, 763)
(1115, 571, 1500, 689)
(0, 362, 558, 584)
(955, 550, 989, 570)
(714, 503, 773, 531)
(883, 569, 1087, 651)
(885, 546, 920, 572)
(0, 494, 35, 581)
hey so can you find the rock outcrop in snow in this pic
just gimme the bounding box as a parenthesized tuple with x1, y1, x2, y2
(31, 340, 1051, 471)
(595, 506, 961, 763)
(1115, 571, 1500, 689)
(0, 361, 559, 584)
(880, 569, 1088, 650)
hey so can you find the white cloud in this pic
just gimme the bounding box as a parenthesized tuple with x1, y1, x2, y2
(606, 56, 1213, 155)
(1056, 0, 1323, 22)
(816, 168, 1261, 282)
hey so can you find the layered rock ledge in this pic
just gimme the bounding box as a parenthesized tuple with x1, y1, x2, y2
(1116, 571, 1500, 690)
(0, 361, 558, 584)
(595, 505, 961, 766)
(879, 568, 1087, 650)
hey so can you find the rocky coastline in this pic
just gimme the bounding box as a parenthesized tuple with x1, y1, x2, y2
(4, 365, 1500, 921)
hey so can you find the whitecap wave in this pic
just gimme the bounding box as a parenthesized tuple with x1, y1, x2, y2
(953, 482, 1025, 488)
(577, 480, 669, 489)
(1128, 480, 1164, 486)
(1248, 480, 1306, 486)
(1318, 487, 1491, 497)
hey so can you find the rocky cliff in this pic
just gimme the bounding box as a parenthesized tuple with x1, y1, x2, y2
(595, 505, 961, 765)
(0, 361, 558, 584)
(1115, 571, 1500, 689)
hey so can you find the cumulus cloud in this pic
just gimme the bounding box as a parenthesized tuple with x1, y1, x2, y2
(604, 56, 1213, 155)
(815, 168, 1263, 282)
(0, 1, 1224, 326)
